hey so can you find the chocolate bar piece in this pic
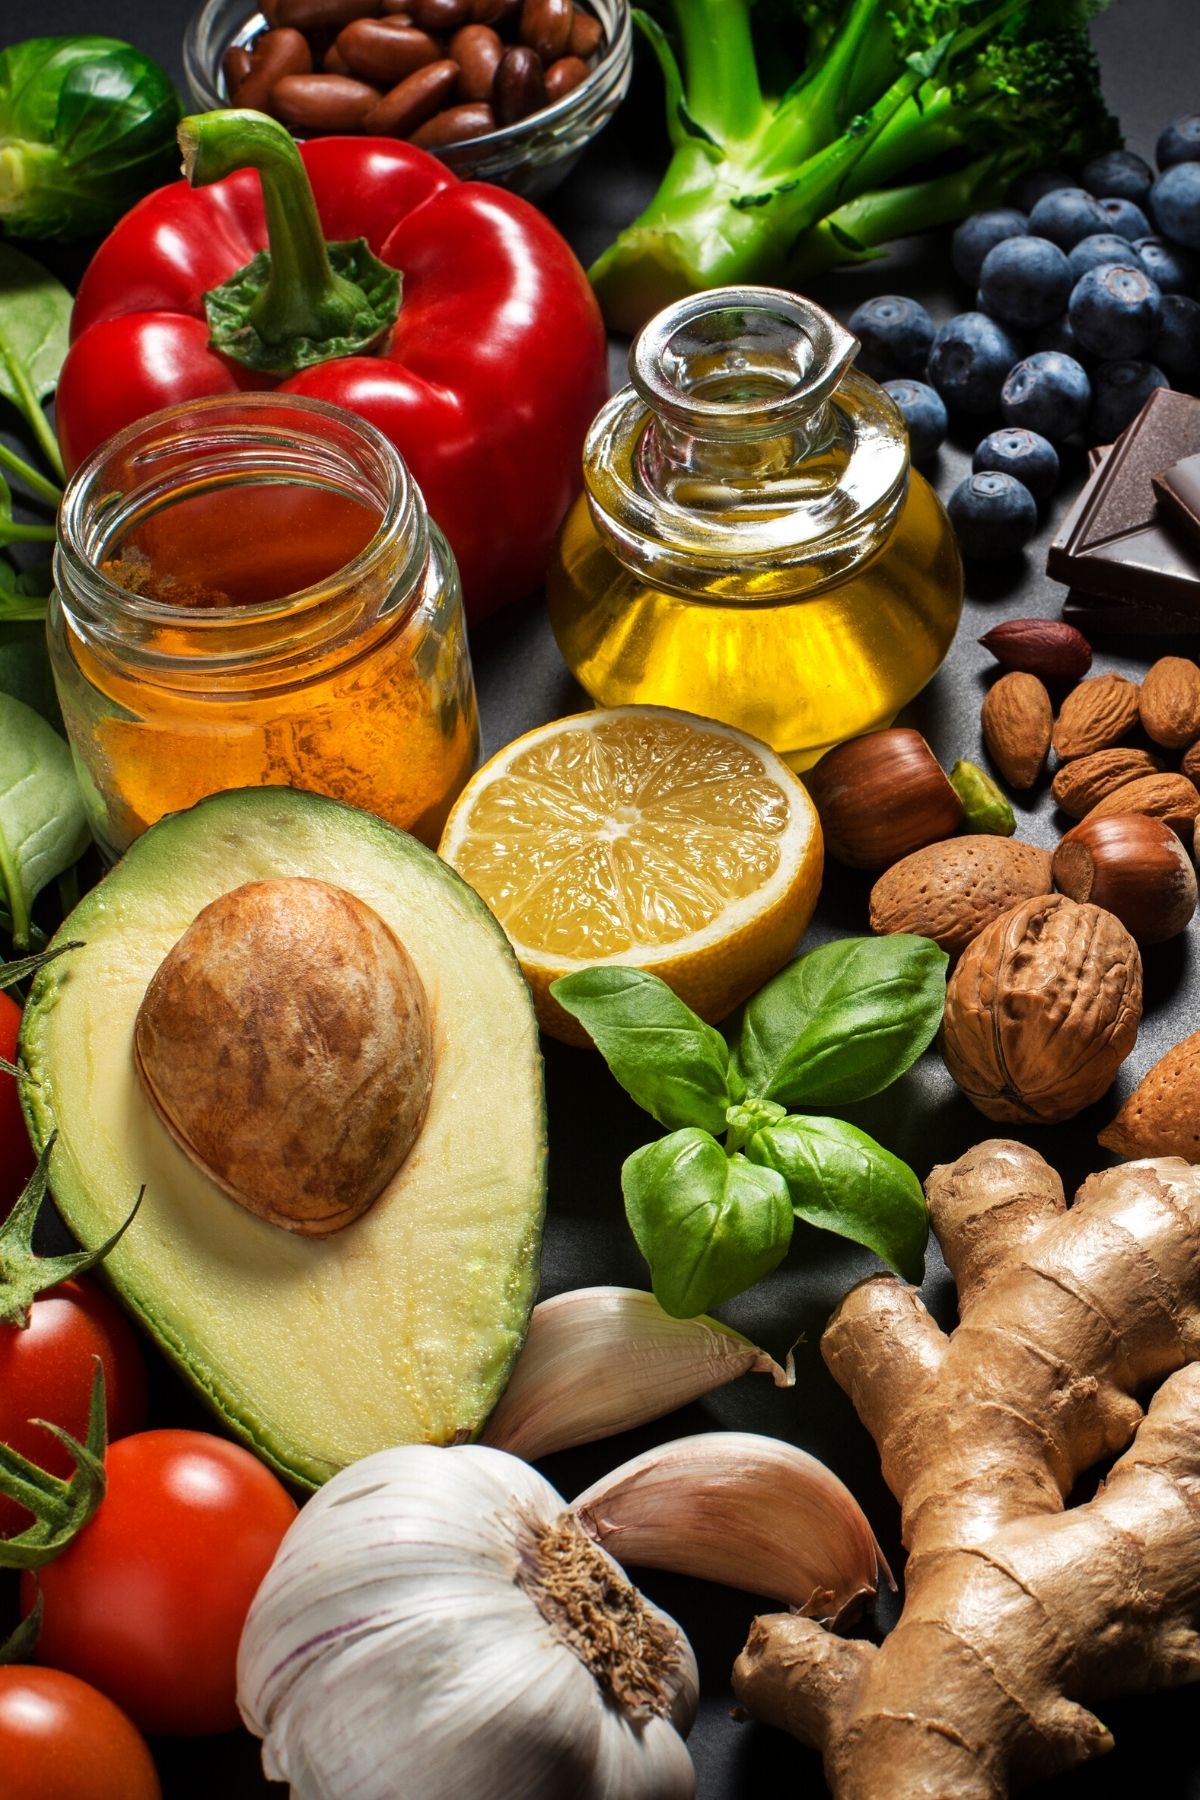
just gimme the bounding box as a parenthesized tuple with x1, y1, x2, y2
(1048, 388, 1200, 618)
(1153, 451, 1200, 547)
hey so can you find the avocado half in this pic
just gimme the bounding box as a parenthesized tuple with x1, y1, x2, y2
(20, 787, 547, 1488)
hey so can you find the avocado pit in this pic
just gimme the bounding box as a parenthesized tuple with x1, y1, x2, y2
(133, 876, 433, 1235)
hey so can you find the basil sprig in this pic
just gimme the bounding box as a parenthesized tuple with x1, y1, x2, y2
(552, 935, 947, 1318)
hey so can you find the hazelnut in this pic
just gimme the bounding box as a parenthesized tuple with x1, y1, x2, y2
(806, 729, 963, 870)
(134, 878, 433, 1235)
(1052, 813, 1197, 945)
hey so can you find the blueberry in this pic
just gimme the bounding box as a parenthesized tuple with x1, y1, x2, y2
(1082, 149, 1155, 205)
(1152, 294, 1200, 392)
(846, 295, 935, 380)
(1132, 236, 1198, 294)
(1068, 234, 1143, 281)
(1156, 114, 1200, 171)
(973, 428, 1060, 505)
(1068, 264, 1163, 359)
(1000, 352, 1091, 440)
(926, 312, 1023, 415)
(1028, 187, 1110, 249)
(883, 378, 948, 463)
(1010, 170, 1076, 212)
(947, 473, 1038, 559)
(1032, 315, 1089, 361)
(978, 236, 1073, 329)
(951, 209, 1029, 287)
(1088, 361, 1168, 442)
(1150, 163, 1200, 250)
(1095, 197, 1151, 241)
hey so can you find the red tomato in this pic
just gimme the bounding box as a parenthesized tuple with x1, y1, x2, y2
(0, 1664, 161, 1800)
(0, 1278, 148, 1538)
(23, 1430, 298, 1735)
(0, 990, 35, 1214)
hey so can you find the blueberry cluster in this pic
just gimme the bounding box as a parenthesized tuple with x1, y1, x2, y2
(846, 117, 1200, 560)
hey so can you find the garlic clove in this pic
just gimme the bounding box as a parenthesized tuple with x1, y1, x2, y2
(482, 1286, 794, 1461)
(571, 1431, 887, 1621)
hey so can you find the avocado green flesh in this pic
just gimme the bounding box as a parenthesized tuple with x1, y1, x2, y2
(20, 788, 546, 1488)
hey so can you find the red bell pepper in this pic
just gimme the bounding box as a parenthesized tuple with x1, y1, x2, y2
(57, 111, 608, 622)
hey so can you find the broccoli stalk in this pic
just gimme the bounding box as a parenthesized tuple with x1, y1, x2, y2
(591, 0, 1119, 331)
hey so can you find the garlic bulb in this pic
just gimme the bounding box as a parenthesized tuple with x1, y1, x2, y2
(238, 1444, 699, 1800)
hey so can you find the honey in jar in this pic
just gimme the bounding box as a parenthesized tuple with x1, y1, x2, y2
(548, 287, 963, 769)
(51, 393, 477, 860)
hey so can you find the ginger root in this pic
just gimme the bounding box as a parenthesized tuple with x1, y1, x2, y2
(732, 1140, 1200, 1798)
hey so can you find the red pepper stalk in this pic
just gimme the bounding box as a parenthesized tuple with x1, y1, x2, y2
(58, 111, 609, 622)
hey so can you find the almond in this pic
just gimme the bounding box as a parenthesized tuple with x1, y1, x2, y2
(870, 836, 1054, 958)
(1051, 672, 1140, 760)
(1085, 771, 1200, 837)
(1098, 1029, 1200, 1161)
(1050, 746, 1166, 818)
(1137, 656, 1200, 749)
(981, 672, 1052, 790)
(978, 619, 1092, 684)
(1181, 738, 1200, 783)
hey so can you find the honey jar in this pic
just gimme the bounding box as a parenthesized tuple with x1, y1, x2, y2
(548, 286, 963, 769)
(51, 393, 478, 860)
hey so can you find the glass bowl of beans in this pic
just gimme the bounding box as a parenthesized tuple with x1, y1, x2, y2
(184, 0, 632, 200)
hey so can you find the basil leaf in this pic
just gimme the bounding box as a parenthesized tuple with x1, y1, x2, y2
(622, 1127, 792, 1318)
(552, 967, 736, 1133)
(731, 935, 948, 1107)
(0, 692, 88, 950)
(748, 1115, 927, 1283)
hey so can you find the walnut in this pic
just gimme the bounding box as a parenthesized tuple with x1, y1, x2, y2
(940, 894, 1142, 1124)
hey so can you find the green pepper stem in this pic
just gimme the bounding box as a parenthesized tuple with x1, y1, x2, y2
(179, 110, 378, 351)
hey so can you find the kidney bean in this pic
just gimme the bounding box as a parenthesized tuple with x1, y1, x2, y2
(449, 24, 502, 101)
(411, 102, 497, 145)
(471, 0, 522, 21)
(230, 28, 313, 110)
(323, 43, 353, 72)
(567, 9, 602, 58)
(379, 0, 415, 13)
(363, 59, 460, 134)
(408, 0, 474, 29)
(260, 0, 283, 22)
(269, 72, 382, 131)
(518, 0, 571, 63)
(337, 20, 441, 84)
(275, 0, 377, 30)
(493, 44, 545, 124)
(543, 53, 588, 101)
(222, 44, 253, 90)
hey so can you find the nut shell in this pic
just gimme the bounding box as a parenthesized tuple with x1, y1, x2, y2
(870, 836, 1053, 958)
(134, 877, 433, 1235)
(1051, 673, 1140, 760)
(1085, 771, 1200, 838)
(1138, 656, 1200, 749)
(941, 894, 1142, 1124)
(1098, 1029, 1200, 1160)
(1050, 746, 1166, 818)
(981, 671, 1052, 790)
(1052, 813, 1197, 945)
(806, 729, 963, 870)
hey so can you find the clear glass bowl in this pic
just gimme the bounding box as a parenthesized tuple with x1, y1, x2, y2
(184, 0, 631, 201)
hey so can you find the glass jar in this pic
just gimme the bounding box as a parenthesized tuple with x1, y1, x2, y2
(52, 392, 478, 862)
(547, 287, 964, 770)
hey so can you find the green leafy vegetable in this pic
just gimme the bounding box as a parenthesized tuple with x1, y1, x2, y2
(0, 36, 181, 242)
(747, 1114, 927, 1281)
(552, 966, 738, 1133)
(730, 935, 949, 1108)
(0, 690, 87, 948)
(0, 621, 61, 725)
(623, 1127, 793, 1317)
(591, 0, 1119, 329)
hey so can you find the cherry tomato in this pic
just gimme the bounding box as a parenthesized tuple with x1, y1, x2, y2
(23, 1430, 298, 1735)
(0, 991, 35, 1214)
(0, 1664, 161, 1800)
(0, 1278, 148, 1538)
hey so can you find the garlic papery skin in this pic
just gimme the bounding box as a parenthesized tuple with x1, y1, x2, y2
(572, 1432, 886, 1622)
(482, 1285, 794, 1460)
(238, 1443, 699, 1800)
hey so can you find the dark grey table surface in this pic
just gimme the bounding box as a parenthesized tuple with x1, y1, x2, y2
(3, 2, 1200, 1795)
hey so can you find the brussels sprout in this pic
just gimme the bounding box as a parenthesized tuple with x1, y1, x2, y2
(0, 37, 181, 240)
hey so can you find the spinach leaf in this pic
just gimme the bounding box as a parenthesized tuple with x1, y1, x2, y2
(0, 692, 87, 949)
(731, 935, 948, 1107)
(0, 245, 70, 488)
(748, 1114, 928, 1283)
(623, 1127, 792, 1318)
(0, 624, 60, 726)
(552, 967, 736, 1134)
